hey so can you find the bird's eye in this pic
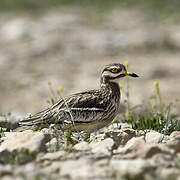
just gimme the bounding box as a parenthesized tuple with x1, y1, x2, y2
(111, 68, 119, 73)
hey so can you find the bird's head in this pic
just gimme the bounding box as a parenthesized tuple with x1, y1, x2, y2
(101, 63, 139, 84)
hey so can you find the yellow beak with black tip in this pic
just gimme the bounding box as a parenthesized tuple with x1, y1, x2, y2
(122, 71, 139, 77)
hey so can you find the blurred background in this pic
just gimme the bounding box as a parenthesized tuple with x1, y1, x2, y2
(0, 0, 180, 114)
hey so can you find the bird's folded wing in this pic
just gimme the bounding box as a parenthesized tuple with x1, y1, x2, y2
(19, 90, 107, 126)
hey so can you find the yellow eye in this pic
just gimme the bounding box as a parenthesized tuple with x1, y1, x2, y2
(111, 68, 118, 73)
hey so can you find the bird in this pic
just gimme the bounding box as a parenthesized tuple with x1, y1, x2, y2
(19, 63, 138, 133)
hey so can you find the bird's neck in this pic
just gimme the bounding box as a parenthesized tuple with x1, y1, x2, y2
(100, 77, 120, 96)
(100, 77, 121, 112)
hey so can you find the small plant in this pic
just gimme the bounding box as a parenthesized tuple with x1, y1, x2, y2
(0, 113, 16, 131)
(121, 81, 179, 135)
(65, 128, 78, 146)
(124, 60, 131, 113)
(46, 81, 64, 105)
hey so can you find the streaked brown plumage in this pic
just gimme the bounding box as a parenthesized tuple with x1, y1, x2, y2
(19, 63, 138, 133)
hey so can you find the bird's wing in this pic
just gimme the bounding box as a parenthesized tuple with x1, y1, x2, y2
(19, 90, 107, 126)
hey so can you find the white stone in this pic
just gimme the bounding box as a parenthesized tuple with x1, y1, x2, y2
(74, 141, 90, 151)
(90, 138, 114, 156)
(38, 151, 66, 161)
(145, 131, 168, 144)
(167, 131, 180, 152)
(0, 130, 50, 152)
(46, 137, 58, 152)
(115, 136, 173, 159)
(110, 159, 152, 177)
(60, 159, 94, 179)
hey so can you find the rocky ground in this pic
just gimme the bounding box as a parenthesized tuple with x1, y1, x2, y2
(0, 5, 180, 180)
(0, 121, 180, 180)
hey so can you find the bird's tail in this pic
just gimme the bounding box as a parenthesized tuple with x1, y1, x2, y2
(19, 108, 56, 126)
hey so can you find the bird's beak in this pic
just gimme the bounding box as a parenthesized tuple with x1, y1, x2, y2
(122, 71, 139, 77)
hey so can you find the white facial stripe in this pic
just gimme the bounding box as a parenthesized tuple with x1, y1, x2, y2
(102, 70, 121, 78)
(110, 66, 119, 69)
